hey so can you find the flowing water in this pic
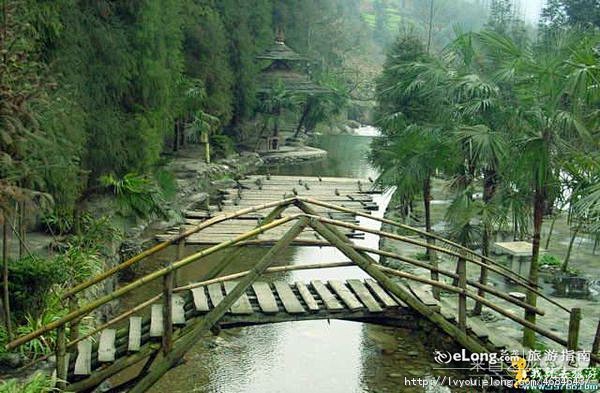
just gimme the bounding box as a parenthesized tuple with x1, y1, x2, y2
(122, 128, 473, 392)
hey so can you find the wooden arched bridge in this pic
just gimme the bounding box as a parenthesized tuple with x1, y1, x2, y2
(5, 176, 599, 392)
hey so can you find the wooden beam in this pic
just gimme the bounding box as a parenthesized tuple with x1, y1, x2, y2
(68, 343, 160, 392)
(61, 198, 296, 299)
(297, 203, 491, 357)
(128, 218, 308, 393)
(299, 197, 568, 311)
(7, 214, 299, 351)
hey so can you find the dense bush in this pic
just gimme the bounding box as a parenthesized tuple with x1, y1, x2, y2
(0, 372, 57, 393)
(211, 134, 236, 159)
(2, 256, 65, 320)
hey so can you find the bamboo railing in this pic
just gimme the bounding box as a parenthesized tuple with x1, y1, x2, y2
(5, 197, 597, 392)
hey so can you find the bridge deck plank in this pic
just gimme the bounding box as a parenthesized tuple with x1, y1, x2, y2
(310, 280, 344, 311)
(347, 279, 383, 312)
(295, 282, 319, 311)
(409, 284, 440, 312)
(365, 279, 398, 307)
(273, 281, 305, 314)
(252, 282, 279, 313)
(66, 279, 415, 383)
(224, 281, 254, 315)
(128, 317, 142, 352)
(74, 339, 92, 375)
(172, 294, 186, 324)
(207, 283, 224, 308)
(328, 280, 363, 311)
(191, 287, 210, 312)
(150, 304, 163, 337)
(98, 329, 116, 362)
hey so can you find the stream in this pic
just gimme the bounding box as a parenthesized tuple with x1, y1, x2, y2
(120, 128, 474, 393)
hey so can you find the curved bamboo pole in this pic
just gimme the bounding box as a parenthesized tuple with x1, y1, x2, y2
(349, 245, 544, 315)
(6, 214, 300, 350)
(306, 213, 569, 313)
(299, 197, 527, 280)
(63, 261, 357, 351)
(62, 198, 296, 299)
(375, 264, 568, 347)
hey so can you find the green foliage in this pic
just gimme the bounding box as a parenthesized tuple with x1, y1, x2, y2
(414, 252, 430, 261)
(154, 169, 177, 201)
(210, 134, 236, 159)
(3, 256, 64, 320)
(0, 372, 57, 393)
(41, 207, 74, 236)
(372, 15, 599, 270)
(540, 254, 562, 267)
(15, 299, 64, 359)
(0, 0, 382, 222)
(100, 173, 170, 220)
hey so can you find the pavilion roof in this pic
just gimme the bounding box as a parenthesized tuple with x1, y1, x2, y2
(256, 68, 330, 95)
(256, 40, 307, 62)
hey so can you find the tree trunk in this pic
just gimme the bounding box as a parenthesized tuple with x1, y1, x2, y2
(172, 121, 179, 152)
(2, 212, 12, 340)
(426, 0, 435, 53)
(544, 214, 559, 249)
(179, 119, 185, 149)
(18, 201, 25, 259)
(482, 170, 497, 251)
(562, 222, 581, 273)
(294, 103, 311, 138)
(423, 176, 439, 299)
(473, 170, 495, 315)
(523, 186, 545, 348)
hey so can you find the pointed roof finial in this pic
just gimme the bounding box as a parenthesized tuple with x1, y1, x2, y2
(275, 26, 285, 44)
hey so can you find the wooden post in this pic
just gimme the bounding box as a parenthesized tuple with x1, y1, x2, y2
(175, 227, 185, 286)
(591, 319, 600, 367)
(129, 218, 308, 393)
(429, 239, 440, 300)
(162, 265, 174, 355)
(201, 130, 210, 164)
(523, 285, 538, 348)
(472, 256, 488, 316)
(56, 325, 67, 389)
(68, 297, 79, 343)
(567, 308, 581, 351)
(457, 252, 467, 332)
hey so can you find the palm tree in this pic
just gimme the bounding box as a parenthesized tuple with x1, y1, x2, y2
(371, 34, 459, 298)
(477, 29, 598, 347)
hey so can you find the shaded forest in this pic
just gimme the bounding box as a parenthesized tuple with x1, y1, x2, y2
(0, 0, 497, 225)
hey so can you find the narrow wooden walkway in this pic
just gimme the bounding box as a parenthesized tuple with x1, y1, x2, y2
(7, 196, 594, 393)
(157, 175, 380, 244)
(65, 279, 417, 383)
